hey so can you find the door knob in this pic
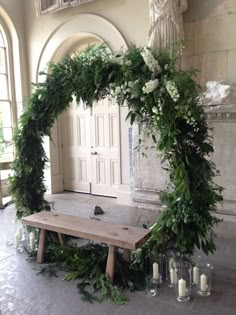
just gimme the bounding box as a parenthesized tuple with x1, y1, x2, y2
(91, 151, 98, 155)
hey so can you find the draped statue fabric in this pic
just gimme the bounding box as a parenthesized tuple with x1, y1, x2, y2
(148, 0, 188, 51)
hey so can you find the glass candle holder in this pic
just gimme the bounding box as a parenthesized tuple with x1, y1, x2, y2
(150, 252, 165, 284)
(197, 263, 213, 296)
(145, 275, 158, 297)
(174, 260, 192, 302)
(166, 250, 178, 287)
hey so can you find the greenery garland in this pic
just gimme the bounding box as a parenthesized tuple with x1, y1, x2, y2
(11, 44, 222, 257)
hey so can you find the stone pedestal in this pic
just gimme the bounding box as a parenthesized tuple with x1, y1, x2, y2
(205, 104, 236, 216)
(131, 104, 236, 216)
(132, 124, 168, 208)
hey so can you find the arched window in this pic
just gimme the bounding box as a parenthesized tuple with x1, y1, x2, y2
(0, 24, 14, 163)
(0, 22, 16, 207)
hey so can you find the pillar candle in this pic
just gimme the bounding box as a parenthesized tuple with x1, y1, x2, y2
(29, 232, 35, 250)
(153, 262, 159, 280)
(15, 232, 21, 249)
(170, 268, 177, 284)
(200, 274, 207, 291)
(16, 226, 22, 240)
(169, 257, 175, 271)
(178, 278, 186, 297)
(193, 266, 200, 285)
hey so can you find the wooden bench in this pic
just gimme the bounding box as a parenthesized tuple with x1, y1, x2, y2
(22, 211, 151, 282)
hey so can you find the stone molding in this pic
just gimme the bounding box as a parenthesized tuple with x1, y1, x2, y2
(204, 104, 236, 121)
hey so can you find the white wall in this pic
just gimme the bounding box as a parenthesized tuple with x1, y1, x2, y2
(22, 0, 149, 84)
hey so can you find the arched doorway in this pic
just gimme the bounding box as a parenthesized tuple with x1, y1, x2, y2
(37, 14, 131, 202)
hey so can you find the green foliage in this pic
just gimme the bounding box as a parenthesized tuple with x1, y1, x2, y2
(37, 242, 146, 304)
(11, 44, 223, 258)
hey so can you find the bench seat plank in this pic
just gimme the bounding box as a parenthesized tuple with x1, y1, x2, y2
(22, 211, 151, 250)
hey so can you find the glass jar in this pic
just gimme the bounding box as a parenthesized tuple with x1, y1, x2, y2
(145, 275, 158, 297)
(166, 250, 179, 287)
(174, 260, 192, 302)
(197, 263, 213, 296)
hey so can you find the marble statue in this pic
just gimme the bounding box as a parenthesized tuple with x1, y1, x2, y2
(203, 81, 232, 105)
(148, 0, 188, 50)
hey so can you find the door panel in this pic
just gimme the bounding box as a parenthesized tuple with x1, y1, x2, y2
(62, 100, 91, 193)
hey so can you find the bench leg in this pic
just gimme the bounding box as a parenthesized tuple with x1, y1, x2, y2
(123, 249, 131, 263)
(37, 229, 47, 264)
(106, 245, 117, 283)
(57, 233, 64, 245)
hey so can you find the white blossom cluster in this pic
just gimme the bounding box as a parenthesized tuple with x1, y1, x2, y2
(79, 46, 111, 64)
(111, 79, 140, 99)
(184, 111, 197, 127)
(112, 56, 132, 66)
(152, 99, 163, 118)
(165, 80, 180, 102)
(142, 79, 159, 94)
(141, 47, 161, 73)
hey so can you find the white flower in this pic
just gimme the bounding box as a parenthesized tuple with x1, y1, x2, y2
(142, 79, 159, 94)
(112, 56, 124, 65)
(141, 47, 161, 73)
(114, 86, 122, 96)
(125, 60, 132, 66)
(165, 80, 180, 102)
(128, 80, 140, 88)
(128, 81, 134, 88)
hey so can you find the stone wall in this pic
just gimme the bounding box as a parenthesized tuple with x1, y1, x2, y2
(182, 0, 236, 87)
(182, 0, 236, 215)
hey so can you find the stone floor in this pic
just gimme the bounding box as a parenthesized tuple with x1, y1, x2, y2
(0, 192, 236, 315)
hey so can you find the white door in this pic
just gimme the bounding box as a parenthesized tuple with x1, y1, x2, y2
(61, 99, 91, 193)
(61, 97, 120, 197)
(91, 97, 120, 196)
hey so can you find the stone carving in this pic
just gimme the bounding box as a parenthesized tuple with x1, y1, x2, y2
(148, 0, 188, 50)
(203, 81, 233, 105)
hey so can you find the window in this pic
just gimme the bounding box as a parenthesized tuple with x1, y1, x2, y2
(61, 0, 78, 7)
(0, 25, 14, 163)
(38, 0, 60, 14)
(35, 0, 95, 15)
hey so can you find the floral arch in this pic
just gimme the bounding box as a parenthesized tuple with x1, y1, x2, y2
(11, 44, 222, 259)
